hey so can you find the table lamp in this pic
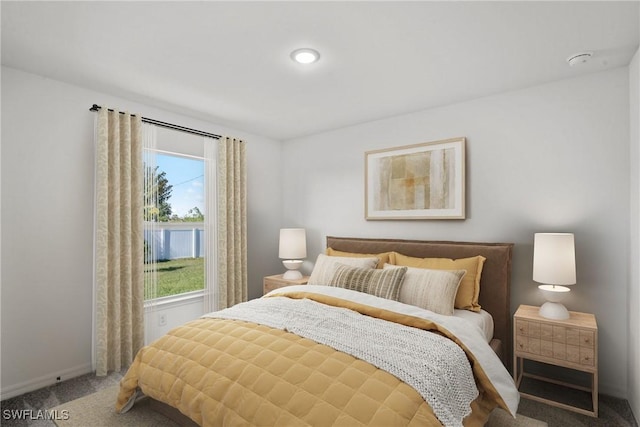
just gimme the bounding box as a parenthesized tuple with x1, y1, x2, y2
(279, 228, 307, 280)
(533, 232, 576, 320)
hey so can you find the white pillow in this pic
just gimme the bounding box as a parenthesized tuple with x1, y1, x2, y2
(308, 254, 378, 285)
(384, 264, 465, 315)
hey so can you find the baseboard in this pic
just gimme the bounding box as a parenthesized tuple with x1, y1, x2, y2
(1, 363, 93, 400)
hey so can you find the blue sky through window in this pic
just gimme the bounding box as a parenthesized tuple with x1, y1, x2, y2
(156, 153, 205, 218)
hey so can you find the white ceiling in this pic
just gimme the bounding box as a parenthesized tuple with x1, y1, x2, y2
(2, 1, 639, 140)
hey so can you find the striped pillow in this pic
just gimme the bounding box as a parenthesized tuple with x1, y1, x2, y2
(308, 254, 379, 285)
(384, 264, 465, 315)
(329, 264, 407, 301)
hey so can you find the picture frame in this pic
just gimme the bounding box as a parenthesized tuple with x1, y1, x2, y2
(365, 137, 466, 220)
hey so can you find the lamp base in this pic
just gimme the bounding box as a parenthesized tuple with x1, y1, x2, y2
(282, 269, 303, 280)
(539, 301, 570, 320)
(282, 259, 303, 280)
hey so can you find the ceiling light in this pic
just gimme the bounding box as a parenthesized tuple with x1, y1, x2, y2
(290, 48, 320, 64)
(566, 51, 592, 67)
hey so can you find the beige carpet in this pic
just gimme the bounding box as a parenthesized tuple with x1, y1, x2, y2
(51, 385, 547, 427)
(487, 408, 548, 427)
(51, 386, 180, 427)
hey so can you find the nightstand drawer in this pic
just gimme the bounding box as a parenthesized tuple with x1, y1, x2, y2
(566, 345, 580, 363)
(516, 335, 594, 363)
(517, 340, 596, 365)
(563, 345, 594, 366)
(580, 330, 595, 348)
(580, 347, 595, 366)
(515, 335, 528, 352)
(515, 319, 528, 336)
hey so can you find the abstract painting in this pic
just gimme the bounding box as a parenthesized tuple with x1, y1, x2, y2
(365, 137, 465, 219)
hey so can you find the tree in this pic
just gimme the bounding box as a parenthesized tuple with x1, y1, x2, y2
(144, 164, 173, 222)
(183, 206, 204, 222)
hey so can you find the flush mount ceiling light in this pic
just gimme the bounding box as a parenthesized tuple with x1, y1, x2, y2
(290, 48, 320, 64)
(566, 51, 593, 67)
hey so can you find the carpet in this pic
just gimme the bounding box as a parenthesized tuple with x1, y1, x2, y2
(50, 386, 179, 427)
(50, 385, 547, 427)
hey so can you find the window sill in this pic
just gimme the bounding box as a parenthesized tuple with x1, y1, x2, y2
(144, 290, 204, 310)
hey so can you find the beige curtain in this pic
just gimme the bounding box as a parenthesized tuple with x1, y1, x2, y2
(212, 136, 247, 310)
(93, 108, 144, 376)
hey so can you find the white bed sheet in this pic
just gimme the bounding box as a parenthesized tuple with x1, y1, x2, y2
(453, 308, 494, 343)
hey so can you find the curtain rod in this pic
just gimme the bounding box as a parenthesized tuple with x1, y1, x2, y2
(89, 104, 221, 140)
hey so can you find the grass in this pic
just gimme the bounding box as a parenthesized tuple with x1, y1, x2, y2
(145, 257, 204, 299)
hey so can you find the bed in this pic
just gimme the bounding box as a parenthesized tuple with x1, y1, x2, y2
(116, 236, 518, 426)
(323, 236, 515, 370)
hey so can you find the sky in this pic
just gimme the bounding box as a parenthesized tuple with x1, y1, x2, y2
(156, 153, 205, 218)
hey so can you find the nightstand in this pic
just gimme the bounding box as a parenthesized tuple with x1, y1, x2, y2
(263, 274, 309, 295)
(513, 304, 598, 417)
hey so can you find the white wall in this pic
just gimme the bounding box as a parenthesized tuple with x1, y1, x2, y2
(629, 46, 640, 421)
(144, 296, 204, 344)
(282, 68, 630, 398)
(0, 66, 283, 398)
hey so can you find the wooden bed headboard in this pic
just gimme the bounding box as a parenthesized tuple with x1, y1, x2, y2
(326, 236, 514, 370)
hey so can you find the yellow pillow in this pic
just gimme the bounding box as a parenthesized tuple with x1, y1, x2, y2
(392, 252, 486, 312)
(325, 248, 392, 269)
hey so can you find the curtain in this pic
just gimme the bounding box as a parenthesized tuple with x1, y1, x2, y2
(93, 108, 144, 376)
(142, 123, 158, 344)
(207, 136, 247, 311)
(203, 139, 218, 313)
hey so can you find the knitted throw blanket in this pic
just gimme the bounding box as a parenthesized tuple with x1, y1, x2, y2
(205, 296, 478, 426)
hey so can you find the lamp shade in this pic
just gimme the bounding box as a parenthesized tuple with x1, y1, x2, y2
(533, 233, 576, 286)
(278, 228, 307, 259)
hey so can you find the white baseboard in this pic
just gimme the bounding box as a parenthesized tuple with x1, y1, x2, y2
(1, 363, 93, 400)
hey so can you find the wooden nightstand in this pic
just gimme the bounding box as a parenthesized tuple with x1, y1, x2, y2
(263, 274, 309, 295)
(513, 304, 598, 417)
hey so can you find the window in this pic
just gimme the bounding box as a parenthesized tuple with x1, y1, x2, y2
(143, 126, 212, 301)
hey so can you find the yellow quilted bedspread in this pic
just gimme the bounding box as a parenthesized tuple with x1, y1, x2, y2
(116, 294, 502, 426)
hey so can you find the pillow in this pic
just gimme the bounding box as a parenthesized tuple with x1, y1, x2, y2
(308, 254, 379, 285)
(326, 248, 392, 269)
(329, 264, 407, 301)
(384, 264, 465, 315)
(392, 252, 486, 312)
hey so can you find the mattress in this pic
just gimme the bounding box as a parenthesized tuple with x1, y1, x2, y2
(454, 308, 494, 343)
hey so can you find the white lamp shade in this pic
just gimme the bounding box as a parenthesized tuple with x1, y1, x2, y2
(533, 233, 576, 286)
(279, 228, 307, 259)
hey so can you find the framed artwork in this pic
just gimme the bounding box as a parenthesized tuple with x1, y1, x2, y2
(365, 137, 466, 220)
